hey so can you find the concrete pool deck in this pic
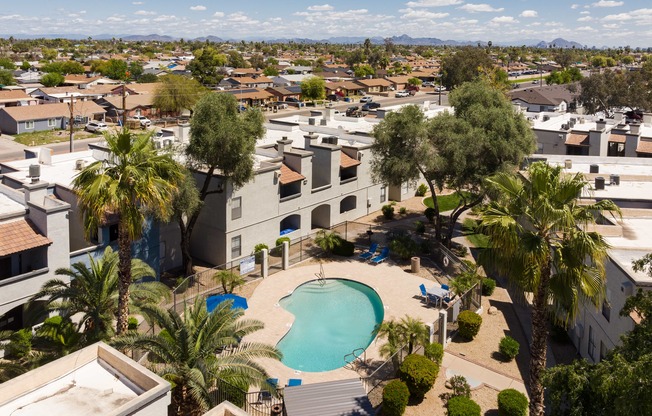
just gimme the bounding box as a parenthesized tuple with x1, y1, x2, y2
(243, 259, 443, 386)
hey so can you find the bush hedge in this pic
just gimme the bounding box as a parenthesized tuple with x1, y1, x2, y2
(447, 396, 481, 416)
(390, 234, 419, 260)
(457, 310, 482, 341)
(497, 389, 528, 416)
(128, 317, 139, 331)
(275, 237, 290, 247)
(382, 380, 410, 416)
(414, 220, 426, 234)
(424, 342, 444, 366)
(5, 328, 32, 359)
(482, 278, 496, 296)
(382, 204, 395, 219)
(398, 354, 439, 400)
(332, 239, 355, 256)
(424, 207, 436, 223)
(499, 336, 520, 361)
(416, 183, 429, 197)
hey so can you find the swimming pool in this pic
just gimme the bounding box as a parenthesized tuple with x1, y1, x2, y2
(276, 279, 384, 372)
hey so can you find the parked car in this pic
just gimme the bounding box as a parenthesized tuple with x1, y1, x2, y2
(130, 115, 151, 128)
(532, 80, 539, 84)
(345, 106, 363, 117)
(361, 102, 381, 111)
(360, 96, 373, 103)
(434, 86, 447, 92)
(85, 121, 108, 133)
(326, 94, 341, 102)
(422, 81, 434, 87)
(395, 91, 410, 98)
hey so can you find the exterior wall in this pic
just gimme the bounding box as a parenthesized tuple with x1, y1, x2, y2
(16, 118, 65, 135)
(532, 129, 567, 155)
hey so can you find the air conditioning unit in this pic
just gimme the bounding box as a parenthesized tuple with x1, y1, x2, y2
(75, 159, 86, 170)
(621, 281, 634, 296)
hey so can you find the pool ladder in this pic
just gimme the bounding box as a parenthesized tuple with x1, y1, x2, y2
(343, 348, 366, 371)
(315, 262, 326, 286)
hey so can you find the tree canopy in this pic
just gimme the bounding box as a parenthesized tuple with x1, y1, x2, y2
(40, 72, 65, 87)
(300, 76, 326, 102)
(152, 74, 206, 116)
(187, 46, 228, 86)
(440, 47, 494, 90)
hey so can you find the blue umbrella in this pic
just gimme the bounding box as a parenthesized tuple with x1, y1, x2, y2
(206, 294, 248, 312)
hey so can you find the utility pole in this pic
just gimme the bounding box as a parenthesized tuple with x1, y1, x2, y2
(121, 82, 128, 128)
(68, 96, 74, 152)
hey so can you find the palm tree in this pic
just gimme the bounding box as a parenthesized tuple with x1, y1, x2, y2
(214, 270, 245, 294)
(375, 315, 430, 362)
(112, 298, 281, 416)
(30, 247, 169, 343)
(72, 129, 183, 334)
(478, 162, 620, 416)
(314, 229, 341, 255)
(398, 315, 430, 354)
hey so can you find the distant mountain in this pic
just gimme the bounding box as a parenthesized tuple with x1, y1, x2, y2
(535, 38, 585, 49)
(193, 36, 225, 43)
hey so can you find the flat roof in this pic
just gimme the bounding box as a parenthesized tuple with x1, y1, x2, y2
(0, 192, 25, 216)
(607, 248, 652, 286)
(1, 149, 95, 188)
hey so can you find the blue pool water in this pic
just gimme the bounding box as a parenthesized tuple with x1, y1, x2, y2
(277, 279, 384, 372)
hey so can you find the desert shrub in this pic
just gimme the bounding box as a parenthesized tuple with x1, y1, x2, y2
(415, 183, 428, 196)
(382, 204, 395, 219)
(253, 243, 268, 253)
(452, 243, 468, 257)
(175, 276, 189, 293)
(499, 336, 520, 361)
(332, 239, 355, 256)
(398, 354, 439, 400)
(424, 207, 436, 223)
(482, 278, 496, 296)
(382, 380, 410, 416)
(440, 375, 471, 403)
(457, 310, 482, 341)
(424, 342, 444, 366)
(390, 234, 419, 260)
(399, 207, 407, 215)
(5, 329, 32, 359)
(414, 220, 426, 234)
(447, 396, 481, 416)
(128, 317, 139, 330)
(275, 236, 290, 247)
(497, 389, 528, 416)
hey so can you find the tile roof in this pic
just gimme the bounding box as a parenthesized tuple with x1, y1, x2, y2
(340, 152, 361, 168)
(637, 139, 652, 154)
(279, 163, 305, 185)
(609, 133, 627, 143)
(565, 133, 590, 146)
(63, 74, 102, 84)
(0, 90, 32, 104)
(0, 219, 51, 257)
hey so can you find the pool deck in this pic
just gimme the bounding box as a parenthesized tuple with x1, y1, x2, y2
(243, 258, 443, 386)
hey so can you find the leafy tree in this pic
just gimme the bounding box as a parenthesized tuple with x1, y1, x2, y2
(577, 70, 630, 116)
(40, 72, 65, 87)
(440, 47, 494, 90)
(227, 50, 247, 68)
(112, 298, 281, 416)
(96, 58, 129, 80)
(477, 162, 620, 416)
(180, 93, 265, 275)
(300, 75, 326, 103)
(128, 61, 144, 80)
(41, 61, 84, 74)
(354, 64, 375, 78)
(0, 69, 15, 86)
(187, 47, 228, 86)
(263, 66, 279, 76)
(248, 54, 265, 70)
(0, 57, 16, 70)
(137, 73, 160, 83)
(374, 315, 429, 357)
(152, 74, 205, 117)
(20, 61, 31, 71)
(72, 130, 183, 334)
(407, 77, 422, 87)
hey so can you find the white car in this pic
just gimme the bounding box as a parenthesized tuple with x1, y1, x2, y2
(131, 115, 151, 128)
(85, 121, 108, 133)
(395, 91, 410, 98)
(434, 85, 447, 92)
(360, 96, 373, 103)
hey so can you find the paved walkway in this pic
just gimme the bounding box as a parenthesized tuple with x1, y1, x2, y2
(443, 351, 527, 394)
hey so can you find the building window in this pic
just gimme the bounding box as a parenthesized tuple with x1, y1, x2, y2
(588, 325, 595, 359)
(601, 289, 611, 322)
(380, 186, 387, 203)
(25, 121, 34, 130)
(231, 197, 242, 220)
(231, 235, 241, 259)
(47, 118, 56, 127)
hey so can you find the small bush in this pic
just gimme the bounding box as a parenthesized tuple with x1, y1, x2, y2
(332, 239, 355, 256)
(424, 342, 444, 366)
(499, 336, 520, 361)
(414, 220, 426, 234)
(5, 329, 32, 359)
(128, 317, 139, 331)
(382, 204, 395, 219)
(415, 183, 429, 196)
(482, 278, 496, 296)
(398, 354, 439, 400)
(253, 243, 268, 253)
(424, 207, 436, 223)
(382, 380, 410, 416)
(175, 276, 189, 293)
(275, 236, 290, 247)
(497, 389, 528, 416)
(448, 375, 471, 398)
(452, 244, 469, 257)
(390, 234, 419, 260)
(399, 207, 407, 215)
(457, 310, 482, 341)
(447, 396, 481, 416)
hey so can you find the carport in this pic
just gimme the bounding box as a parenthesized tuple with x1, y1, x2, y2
(283, 379, 374, 416)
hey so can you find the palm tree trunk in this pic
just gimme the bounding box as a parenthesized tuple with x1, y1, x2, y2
(116, 221, 132, 335)
(529, 262, 551, 416)
(178, 218, 193, 277)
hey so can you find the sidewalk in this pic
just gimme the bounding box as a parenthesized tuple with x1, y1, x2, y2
(443, 351, 527, 394)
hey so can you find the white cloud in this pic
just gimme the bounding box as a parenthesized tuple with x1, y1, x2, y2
(132, 1, 143, 4)
(190, 5, 207, 11)
(405, 0, 463, 6)
(580, 11, 591, 14)
(134, 10, 155, 15)
(571, 4, 580, 9)
(520, 10, 538, 17)
(400, 8, 449, 19)
(592, 1, 624, 7)
(603, 12, 633, 21)
(602, 23, 620, 28)
(106, 16, 124, 22)
(213, 11, 225, 17)
(307, 4, 334, 11)
(576, 26, 597, 31)
(459, 3, 504, 13)
(491, 16, 518, 23)
(577, 16, 593, 21)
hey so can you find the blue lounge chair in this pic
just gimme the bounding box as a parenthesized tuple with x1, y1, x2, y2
(419, 284, 428, 302)
(370, 247, 390, 264)
(359, 243, 378, 261)
(287, 378, 302, 387)
(258, 378, 278, 401)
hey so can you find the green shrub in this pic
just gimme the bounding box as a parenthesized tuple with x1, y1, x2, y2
(398, 354, 439, 400)
(253, 243, 268, 253)
(448, 375, 471, 398)
(382, 380, 410, 416)
(499, 336, 520, 361)
(390, 234, 419, 260)
(424, 342, 444, 366)
(382, 204, 395, 219)
(481, 278, 496, 296)
(424, 207, 436, 223)
(457, 310, 482, 341)
(275, 236, 290, 247)
(332, 239, 355, 256)
(447, 396, 481, 416)
(497, 389, 528, 416)
(414, 220, 426, 234)
(399, 207, 407, 215)
(175, 276, 189, 293)
(128, 317, 139, 330)
(5, 329, 32, 359)
(415, 183, 429, 197)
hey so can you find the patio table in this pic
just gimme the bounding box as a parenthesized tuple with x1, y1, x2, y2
(426, 285, 450, 306)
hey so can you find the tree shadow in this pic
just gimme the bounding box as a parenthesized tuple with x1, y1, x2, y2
(484, 409, 499, 416)
(487, 298, 531, 386)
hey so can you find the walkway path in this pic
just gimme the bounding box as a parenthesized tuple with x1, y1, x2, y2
(442, 351, 527, 394)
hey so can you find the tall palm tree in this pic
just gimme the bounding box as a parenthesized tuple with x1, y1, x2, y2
(73, 129, 183, 334)
(112, 298, 281, 416)
(478, 162, 620, 416)
(30, 247, 169, 343)
(314, 229, 342, 255)
(375, 315, 430, 361)
(398, 315, 430, 355)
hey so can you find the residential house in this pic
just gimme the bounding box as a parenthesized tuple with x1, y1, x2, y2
(30, 85, 117, 103)
(265, 86, 302, 103)
(385, 76, 412, 92)
(271, 74, 315, 87)
(356, 78, 393, 94)
(0, 102, 106, 135)
(62, 75, 119, 88)
(96, 94, 156, 120)
(223, 89, 274, 108)
(219, 76, 274, 90)
(0, 90, 37, 108)
(510, 85, 579, 113)
(324, 81, 366, 98)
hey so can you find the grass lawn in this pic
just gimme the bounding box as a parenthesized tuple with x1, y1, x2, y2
(462, 218, 491, 248)
(423, 192, 471, 212)
(13, 129, 98, 146)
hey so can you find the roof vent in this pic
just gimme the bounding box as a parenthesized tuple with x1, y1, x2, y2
(28, 164, 40, 183)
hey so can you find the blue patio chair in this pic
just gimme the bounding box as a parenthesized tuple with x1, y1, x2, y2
(258, 378, 278, 402)
(441, 284, 449, 291)
(359, 243, 378, 261)
(370, 247, 390, 264)
(419, 284, 428, 303)
(427, 293, 441, 307)
(287, 378, 302, 387)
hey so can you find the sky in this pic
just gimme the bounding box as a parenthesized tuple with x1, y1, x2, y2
(1, 0, 652, 47)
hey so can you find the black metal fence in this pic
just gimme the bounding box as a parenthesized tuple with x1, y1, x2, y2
(210, 379, 284, 416)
